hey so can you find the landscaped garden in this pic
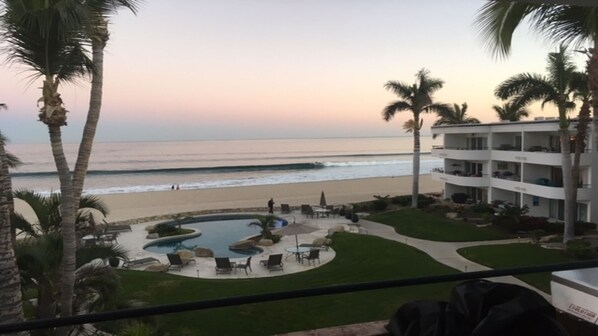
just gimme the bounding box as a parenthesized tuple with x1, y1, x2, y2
(366, 208, 510, 242)
(103, 233, 459, 335)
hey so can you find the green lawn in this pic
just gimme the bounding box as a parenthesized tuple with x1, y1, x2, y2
(109, 233, 458, 336)
(367, 208, 509, 242)
(457, 243, 576, 293)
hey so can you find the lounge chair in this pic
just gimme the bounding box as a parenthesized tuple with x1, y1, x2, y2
(167, 253, 195, 271)
(303, 249, 320, 266)
(122, 257, 160, 269)
(259, 254, 284, 271)
(105, 224, 132, 233)
(215, 257, 235, 274)
(235, 256, 252, 275)
(281, 204, 291, 214)
(299, 243, 329, 251)
(300, 204, 310, 215)
(99, 232, 119, 245)
(304, 206, 315, 218)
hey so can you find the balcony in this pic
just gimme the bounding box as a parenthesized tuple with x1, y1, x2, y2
(492, 149, 591, 166)
(491, 177, 592, 201)
(431, 146, 490, 161)
(432, 170, 490, 187)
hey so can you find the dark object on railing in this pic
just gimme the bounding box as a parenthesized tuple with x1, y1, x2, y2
(386, 280, 568, 336)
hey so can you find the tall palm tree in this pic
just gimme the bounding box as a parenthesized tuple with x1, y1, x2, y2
(476, 2, 598, 240)
(495, 48, 578, 242)
(1, 0, 94, 322)
(383, 69, 449, 208)
(433, 102, 480, 126)
(72, 0, 142, 210)
(0, 127, 25, 325)
(492, 100, 530, 121)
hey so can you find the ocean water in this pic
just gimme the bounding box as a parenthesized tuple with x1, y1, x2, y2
(6, 136, 442, 195)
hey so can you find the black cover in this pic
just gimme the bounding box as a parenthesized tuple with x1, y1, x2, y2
(386, 280, 569, 336)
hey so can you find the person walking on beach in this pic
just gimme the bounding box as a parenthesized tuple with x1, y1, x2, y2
(268, 198, 274, 214)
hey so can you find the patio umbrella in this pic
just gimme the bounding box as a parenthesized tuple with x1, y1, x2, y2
(320, 191, 327, 207)
(273, 222, 319, 249)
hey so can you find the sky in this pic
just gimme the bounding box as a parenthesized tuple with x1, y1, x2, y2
(0, 0, 590, 144)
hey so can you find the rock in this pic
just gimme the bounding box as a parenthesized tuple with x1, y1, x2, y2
(229, 239, 256, 250)
(313, 237, 327, 246)
(177, 250, 194, 259)
(446, 212, 459, 219)
(146, 233, 160, 239)
(194, 247, 214, 257)
(257, 239, 273, 246)
(145, 225, 155, 232)
(539, 234, 559, 243)
(145, 264, 169, 272)
(327, 225, 345, 236)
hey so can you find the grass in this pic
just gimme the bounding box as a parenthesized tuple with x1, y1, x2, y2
(108, 233, 458, 336)
(457, 243, 576, 293)
(367, 208, 509, 242)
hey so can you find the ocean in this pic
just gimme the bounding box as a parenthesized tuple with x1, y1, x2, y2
(6, 136, 442, 195)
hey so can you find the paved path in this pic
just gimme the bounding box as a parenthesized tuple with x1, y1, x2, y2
(358, 219, 550, 300)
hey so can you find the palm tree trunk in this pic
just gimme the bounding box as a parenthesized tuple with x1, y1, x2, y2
(73, 26, 108, 206)
(0, 140, 25, 328)
(47, 126, 76, 329)
(559, 128, 575, 243)
(587, 41, 598, 229)
(412, 126, 420, 208)
(572, 101, 590, 223)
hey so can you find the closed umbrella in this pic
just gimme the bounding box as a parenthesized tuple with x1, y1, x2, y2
(273, 222, 319, 249)
(320, 191, 327, 207)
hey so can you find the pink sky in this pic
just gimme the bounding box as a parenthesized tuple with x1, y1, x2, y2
(0, 0, 588, 144)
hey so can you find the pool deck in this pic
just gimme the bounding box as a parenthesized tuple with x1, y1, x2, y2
(115, 211, 357, 278)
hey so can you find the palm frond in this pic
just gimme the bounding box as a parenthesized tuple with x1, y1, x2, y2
(382, 101, 412, 121)
(384, 81, 413, 100)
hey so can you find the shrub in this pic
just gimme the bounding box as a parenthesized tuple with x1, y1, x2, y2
(372, 199, 388, 211)
(265, 232, 281, 243)
(565, 239, 595, 260)
(338, 206, 346, 217)
(575, 221, 597, 235)
(470, 203, 495, 214)
(351, 213, 359, 223)
(451, 193, 468, 204)
(151, 223, 177, 236)
(391, 194, 435, 208)
(345, 211, 353, 220)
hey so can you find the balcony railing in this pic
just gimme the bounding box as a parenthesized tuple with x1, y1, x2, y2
(432, 145, 489, 150)
(1, 260, 598, 334)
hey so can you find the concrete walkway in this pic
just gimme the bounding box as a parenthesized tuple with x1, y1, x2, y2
(358, 219, 550, 300)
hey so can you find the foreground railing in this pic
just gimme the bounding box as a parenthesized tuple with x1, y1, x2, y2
(1, 260, 598, 333)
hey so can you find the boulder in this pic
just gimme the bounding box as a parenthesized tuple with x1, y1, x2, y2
(446, 212, 459, 219)
(145, 264, 169, 273)
(539, 234, 560, 243)
(257, 239, 273, 246)
(177, 250, 194, 259)
(145, 225, 155, 232)
(229, 239, 256, 250)
(327, 225, 345, 236)
(194, 247, 214, 258)
(146, 233, 160, 239)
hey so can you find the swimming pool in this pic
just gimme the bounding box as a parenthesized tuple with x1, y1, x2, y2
(143, 216, 274, 258)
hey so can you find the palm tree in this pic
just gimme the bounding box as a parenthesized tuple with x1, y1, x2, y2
(492, 100, 530, 121)
(12, 190, 123, 326)
(495, 47, 578, 242)
(433, 103, 480, 126)
(11, 190, 109, 239)
(476, 2, 598, 241)
(383, 69, 449, 208)
(1, 0, 94, 322)
(248, 215, 277, 239)
(0, 128, 25, 325)
(72, 0, 142, 210)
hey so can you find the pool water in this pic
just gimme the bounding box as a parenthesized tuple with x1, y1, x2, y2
(144, 218, 264, 258)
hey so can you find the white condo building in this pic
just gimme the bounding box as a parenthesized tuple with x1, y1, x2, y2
(430, 119, 597, 224)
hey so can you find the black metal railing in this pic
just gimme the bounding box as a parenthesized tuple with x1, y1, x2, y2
(1, 260, 598, 333)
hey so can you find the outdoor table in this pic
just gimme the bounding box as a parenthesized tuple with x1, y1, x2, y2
(284, 246, 310, 262)
(314, 207, 330, 218)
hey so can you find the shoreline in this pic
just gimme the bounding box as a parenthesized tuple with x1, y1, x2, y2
(14, 175, 442, 223)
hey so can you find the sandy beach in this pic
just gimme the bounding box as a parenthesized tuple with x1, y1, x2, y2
(99, 175, 440, 222)
(14, 175, 441, 222)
